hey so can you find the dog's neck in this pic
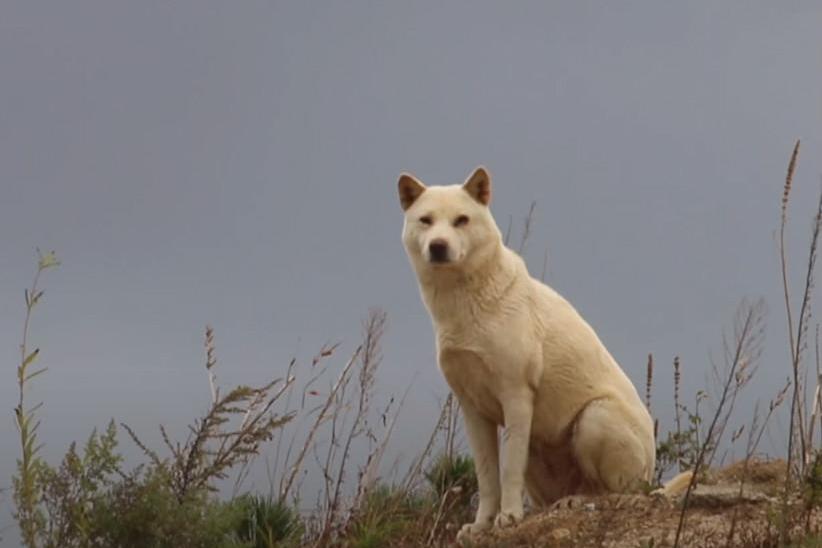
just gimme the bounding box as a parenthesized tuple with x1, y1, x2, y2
(415, 243, 523, 323)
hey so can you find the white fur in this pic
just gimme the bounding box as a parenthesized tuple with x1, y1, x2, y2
(398, 167, 656, 541)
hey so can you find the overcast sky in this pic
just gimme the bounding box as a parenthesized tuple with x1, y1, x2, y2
(2, 1, 821, 543)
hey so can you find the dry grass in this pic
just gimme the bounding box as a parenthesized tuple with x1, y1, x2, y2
(672, 299, 766, 546)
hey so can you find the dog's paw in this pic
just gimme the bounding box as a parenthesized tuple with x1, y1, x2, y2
(456, 521, 492, 544)
(493, 509, 523, 529)
(550, 495, 592, 511)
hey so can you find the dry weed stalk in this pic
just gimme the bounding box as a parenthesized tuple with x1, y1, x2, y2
(426, 482, 466, 546)
(122, 325, 296, 502)
(726, 380, 790, 544)
(266, 345, 337, 499)
(540, 248, 549, 282)
(503, 214, 513, 247)
(809, 325, 822, 449)
(793, 185, 822, 461)
(205, 325, 217, 404)
(517, 200, 537, 255)
(249, 309, 401, 546)
(780, 139, 801, 371)
(356, 385, 409, 504)
(777, 139, 822, 544)
(645, 353, 654, 411)
(673, 298, 766, 547)
(504, 201, 549, 276)
(781, 140, 809, 473)
(798, 191, 822, 463)
(316, 310, 388, 544)
(704, 312, 763, 467)
(403, 393, 458, 494)
(422, 394, 471, 545)
(277, 346, 361, 503)
(673, 356, 684, 472)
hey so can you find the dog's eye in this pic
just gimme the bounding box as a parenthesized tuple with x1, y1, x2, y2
(419, 216, 433, 225)
(454, 215, 470, 227)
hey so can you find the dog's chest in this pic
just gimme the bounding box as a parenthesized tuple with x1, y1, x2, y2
(437, 343, 508, 425)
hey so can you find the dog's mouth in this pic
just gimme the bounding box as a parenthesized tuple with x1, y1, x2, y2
(428, 255, 452, 265)
(426, 254, 464, 269)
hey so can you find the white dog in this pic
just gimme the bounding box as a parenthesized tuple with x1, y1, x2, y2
(398, 167, 657, 540)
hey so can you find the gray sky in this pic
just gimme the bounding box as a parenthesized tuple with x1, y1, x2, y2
(2, 1, 821, 543)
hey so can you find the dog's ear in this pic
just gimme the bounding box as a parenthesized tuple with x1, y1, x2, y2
(462, 166, 492, 206)
(398, 173, 426, 211)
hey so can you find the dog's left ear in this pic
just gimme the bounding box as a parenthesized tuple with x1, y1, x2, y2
(462, 166, 492, 206)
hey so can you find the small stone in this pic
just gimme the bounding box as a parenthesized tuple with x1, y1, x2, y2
(683, 484, 774, 508)
(551, 528, 571, 540)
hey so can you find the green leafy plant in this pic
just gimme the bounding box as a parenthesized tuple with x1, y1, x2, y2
(89, 465, 249, 548)
(425, 453, 477, 505)
(234, 494, 302, 548)
(654, 395, 706, 486)
(344, 484, 425, 548)
(13, 250, 60, 548)
(10, 253, 301, 548)
(38, 421, 121, 547)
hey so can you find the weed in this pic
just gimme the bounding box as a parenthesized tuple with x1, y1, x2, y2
(234, 494, 303, 548)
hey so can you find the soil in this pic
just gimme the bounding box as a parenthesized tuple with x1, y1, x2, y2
(461, 460, 822, 547)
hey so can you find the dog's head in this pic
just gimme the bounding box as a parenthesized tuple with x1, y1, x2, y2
(398, 166, 501, 274)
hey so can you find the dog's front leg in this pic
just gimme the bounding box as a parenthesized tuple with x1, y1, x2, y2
(496, 391, 534, 527)
(456, 401, 499, 541)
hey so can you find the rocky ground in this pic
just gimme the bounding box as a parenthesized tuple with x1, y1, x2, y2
(464, 460, 822, 547)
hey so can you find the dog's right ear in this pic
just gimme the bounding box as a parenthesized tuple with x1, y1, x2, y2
(398, 173, 426, 211)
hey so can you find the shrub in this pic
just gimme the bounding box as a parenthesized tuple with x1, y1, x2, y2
(344, 484, 426, 548)
(233, 494, 303, 548)
(425, 453, 477, 507)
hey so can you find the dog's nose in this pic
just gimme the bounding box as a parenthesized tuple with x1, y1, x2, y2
(429, 239, 450, 263)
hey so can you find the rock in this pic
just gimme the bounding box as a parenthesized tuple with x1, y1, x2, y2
(550, 528, 571, 540)
(683, 484, 775, 508)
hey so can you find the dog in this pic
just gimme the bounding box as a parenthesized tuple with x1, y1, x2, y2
(398, 166, 657, 541)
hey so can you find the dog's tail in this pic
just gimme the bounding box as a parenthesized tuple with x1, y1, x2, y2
(652, 470, 694, 497)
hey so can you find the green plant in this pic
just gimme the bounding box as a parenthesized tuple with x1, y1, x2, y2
(654, 393, 706, 486)
(788, 534, 822, 547)
(89, 465, 249, 548)
(38, 421, 121, 547)
(13, 250, 60, 548)
(9, 254, 301, 548)
(234, 494, 302, 548)
(802, 450, 822, 532)
(344, 484, 425, 548)
(425, 453, 477, 506)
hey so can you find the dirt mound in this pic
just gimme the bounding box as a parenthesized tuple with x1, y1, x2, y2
(467, 460, 822, 547)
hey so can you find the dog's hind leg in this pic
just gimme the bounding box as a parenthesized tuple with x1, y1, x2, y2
(524, 440, 589, 507)
(524, 455, 565, 506)
(571, 398, 654, 493)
